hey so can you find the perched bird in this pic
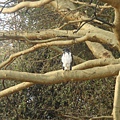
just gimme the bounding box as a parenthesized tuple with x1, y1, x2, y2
(61, 48, 73, 70)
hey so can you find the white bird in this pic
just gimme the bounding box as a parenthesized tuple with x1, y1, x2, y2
(61, 48, 73, 70)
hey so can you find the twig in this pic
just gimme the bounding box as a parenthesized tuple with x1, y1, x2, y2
(89, 115, 113, 120)
(58, 19, 91, 30)
(29, 53, 61, 63)
(70, 0, 112, 9)
(93, 1, 114, 27)
(60, 114, 91, 120)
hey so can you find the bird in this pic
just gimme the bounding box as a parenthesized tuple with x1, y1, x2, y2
(61, 48, 73, 70)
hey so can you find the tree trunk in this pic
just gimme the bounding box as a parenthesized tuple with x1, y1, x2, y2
(113, 71, 120, 120)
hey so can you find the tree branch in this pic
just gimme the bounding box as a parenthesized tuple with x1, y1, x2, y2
(0, 63, 120, 84)
(74, 58, 120, 70)
(70, 0, 112, 9)
(89, 115, 113, 120)
(99, 0, 120, 46)
(50, 0, 120, 52)
(0, 30, 118, 69)
(0, 33, 117, 69)
(0, 82, 34, 98)
(0, 29, 118, 48)
(1, 58, 120, 97)
(0, 37, 85, 69)
(112, 71, 120, 119)
(0, 0, 54, 13)
(86, 41, 114, 59)
(113, 8, 120, 46)
(100, 0, 120, 8)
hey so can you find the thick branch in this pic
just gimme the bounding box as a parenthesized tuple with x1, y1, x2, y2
(86, 41, 114, 58)
(0, 30, 82, 41)
(0, 0, 54, 13)
(1, 58, 120, 97)
(0, 29, 118, 48)
(113, 71, 120, 120)
(0, 82, 34, 98)
(73, 58, 120, 70)
(113, 8, 120, 45)
(0, 63, 120, 84)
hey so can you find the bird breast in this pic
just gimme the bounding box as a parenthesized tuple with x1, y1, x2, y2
(62, 52, 72, 64)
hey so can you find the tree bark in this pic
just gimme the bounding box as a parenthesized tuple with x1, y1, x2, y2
(0, 63, 120, 84)
(113, 71, 120, 120)
(0, 0, 54, 13)
(0, 82, 34, 98)
(86, 41, 114, 58)
(1, 58, 120, 97)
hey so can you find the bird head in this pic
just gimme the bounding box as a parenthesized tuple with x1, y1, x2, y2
(63, 48, 70, 53)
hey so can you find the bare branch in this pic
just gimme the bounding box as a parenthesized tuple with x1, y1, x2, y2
(0, 38, 82, 69)
(1, 58, 120, 97)
(73, 1, 113, 33)
(0, 33, 117, 69)
(0, 82, 34, 98)
(0, 29, 118, 48)
(73, 58, 120, 70)
(50, 0, 120, 52)
(0, 30, 82, 41)
(89, 116, 113, 120)
(0, 0, 14, 13)
(0, 0, 54, 13)
(86, 41, 114, 59)
(113, 8, 120, 46)
(70, 0, 112, 9)
(0, 63, 120, 84)
(1, 57, 120, 98)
